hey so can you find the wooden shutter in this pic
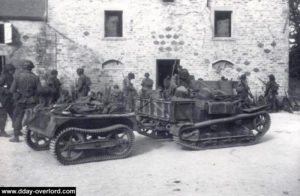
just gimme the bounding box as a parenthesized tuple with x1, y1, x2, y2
(4, 23, 12, 44)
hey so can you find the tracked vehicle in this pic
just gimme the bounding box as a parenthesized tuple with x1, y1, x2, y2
(135, 81, 271, 150)
(24, 103, 135, 165)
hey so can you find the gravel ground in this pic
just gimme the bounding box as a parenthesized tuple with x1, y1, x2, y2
(0, 112, 300, 196)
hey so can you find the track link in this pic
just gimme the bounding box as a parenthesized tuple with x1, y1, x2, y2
(50, 126, 135, 165)
(174, 113, 271, 150)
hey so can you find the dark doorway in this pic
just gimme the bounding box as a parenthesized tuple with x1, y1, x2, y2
(0, 56, 5, 74)
(156, 59, 179, 88)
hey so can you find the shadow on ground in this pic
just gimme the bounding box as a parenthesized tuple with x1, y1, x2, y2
(258, 134, 273, 143)
(132, 135, 170, 156)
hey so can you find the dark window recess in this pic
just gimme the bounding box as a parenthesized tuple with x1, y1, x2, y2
(214, 11, 232, 37)
(105, 11, 123, 37)
(0, 24, 4, 43)
(0, 56, 5, 74)
(163, 0, 175, 2)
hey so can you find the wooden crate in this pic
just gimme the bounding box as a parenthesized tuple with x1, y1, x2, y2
(136, 98, 195, 123)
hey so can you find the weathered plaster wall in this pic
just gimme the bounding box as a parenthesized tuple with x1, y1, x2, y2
(2, 0, 288, 96)
(0, 21, 56, 78)
(47, 0, 289, 95)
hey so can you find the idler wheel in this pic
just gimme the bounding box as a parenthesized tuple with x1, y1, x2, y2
(50, 129, 85, 164)
(253, 113, 271, 137)
(106, 127, 134, 156)
(24, 128, 50, 151)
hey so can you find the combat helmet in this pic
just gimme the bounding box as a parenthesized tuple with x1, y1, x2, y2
(22, 60, 35, 70)
(268, 74, 275, 81)
(239, 74, 247, 80)
(128, 72, 135, 79)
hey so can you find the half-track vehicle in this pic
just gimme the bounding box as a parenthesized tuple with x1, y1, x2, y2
(135, 80, 271, 150)
(23, 103, 136, 165)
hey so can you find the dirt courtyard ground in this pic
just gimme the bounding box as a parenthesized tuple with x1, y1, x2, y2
(0, 112, 300, 196)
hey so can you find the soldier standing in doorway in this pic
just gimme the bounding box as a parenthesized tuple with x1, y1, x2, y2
(0, 64, 15, 137)
(236, 74, 254, 108)
(76, 68, 91, 98)
(9, 60, 41, 142)
(265, 74, 279, 112)
(123, 72, 137, 112)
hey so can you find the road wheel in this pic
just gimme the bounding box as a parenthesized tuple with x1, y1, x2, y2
(253, 113, 271, 138)
(24, 128, 50, 151)
(106, 127, 134, 157)
(50, 128, 85, 165)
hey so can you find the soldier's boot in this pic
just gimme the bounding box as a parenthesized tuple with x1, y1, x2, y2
(9, 136, 20, 142)
(9, 131, 21, 142)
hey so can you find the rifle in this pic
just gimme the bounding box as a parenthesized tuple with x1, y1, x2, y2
(248, 88, 254, 99)
(258, 78, 267, 85)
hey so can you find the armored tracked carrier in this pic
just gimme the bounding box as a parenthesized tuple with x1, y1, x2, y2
(135, 81, 271, 150)
(23, 103, 136, 165)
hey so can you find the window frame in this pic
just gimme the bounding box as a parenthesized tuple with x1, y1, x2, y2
(212, 7, 235, 41)
(0, 22, 12, 44)
(104, 10, 123, 38)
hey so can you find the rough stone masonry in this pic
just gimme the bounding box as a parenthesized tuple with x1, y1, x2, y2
(0, 0, 289, 96)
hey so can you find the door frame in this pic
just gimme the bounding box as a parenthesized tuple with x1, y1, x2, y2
(156, 59, 180, 89)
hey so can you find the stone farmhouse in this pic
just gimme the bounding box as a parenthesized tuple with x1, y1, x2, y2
(0, 0, 289, 96)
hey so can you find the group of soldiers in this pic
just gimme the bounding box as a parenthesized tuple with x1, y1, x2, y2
(0, 60, 92, 142)
(236, 73, 279, 111)
(0, 59, 281, 143)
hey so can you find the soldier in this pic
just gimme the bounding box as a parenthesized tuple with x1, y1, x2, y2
(141, 72, 153, 98)
(103, 85, 124, 114)
(178, 68, 191, 88)
(0, 64, 16, 137)
(265, 74, 279, 112)
(76, 68, 91, 98)
(0, 64, 15, 117)
(110, 85, 123, 103)
(162, 75, 172, 99)
(9, 60, 41, 142)
(37, 77, 52, 107)
(123, 72, 137, 112)
(236, 74, 254, 108)
(47, 69, 61, 104)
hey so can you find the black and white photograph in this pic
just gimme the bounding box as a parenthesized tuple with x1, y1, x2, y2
(0, 0, 300, 195)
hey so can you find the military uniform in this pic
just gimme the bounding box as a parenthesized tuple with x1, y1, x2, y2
(141, 74, 153, 98)
(76, 74, 91, 98)
(103, 85, 125, 114)
(178, 68, 191, 88)
(162, 76, 172, 99)
(265, 75, 279, 112)
(123, 73, 137, 112)
(236, 75, 253, 108)
(0, 67, 15, 118)
(0, 65, 15, 137)
(10, 64, 41, 142)
(47, 74, 61, 104)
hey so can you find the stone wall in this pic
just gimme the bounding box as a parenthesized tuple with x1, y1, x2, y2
(0, 21, 56, 78)
(2, 0, 290, 96)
